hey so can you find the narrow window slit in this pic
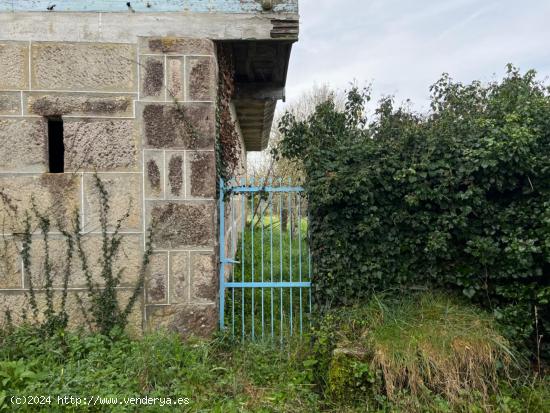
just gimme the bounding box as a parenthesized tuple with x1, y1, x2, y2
(47, 117, 64, 173)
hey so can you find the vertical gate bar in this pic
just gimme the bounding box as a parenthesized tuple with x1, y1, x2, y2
(279, 177, 283, 343)
(241, 177, 246, 340)
(260, 178, 265, 339)
(298, 192, 303, 336)
(231, 188, 235, 337)
(308, 212, 312, 327)
(269, 180, 274, 338)
(288, 177, 293, 336)
(250, 177, 255, 340)
(218, 178, 226, 331)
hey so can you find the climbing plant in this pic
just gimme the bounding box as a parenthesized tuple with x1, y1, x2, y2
(13, 175, 153, 337)
(215, 43, 243, 182)
(277, 66, 550, 360)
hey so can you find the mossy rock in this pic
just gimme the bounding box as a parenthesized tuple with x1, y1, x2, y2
(326, 347, 380, 403)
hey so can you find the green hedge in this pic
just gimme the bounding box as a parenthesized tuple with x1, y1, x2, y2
(277, 67, 550, 357)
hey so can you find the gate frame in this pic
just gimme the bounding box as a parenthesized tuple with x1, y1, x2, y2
(218, 178, 312, 334)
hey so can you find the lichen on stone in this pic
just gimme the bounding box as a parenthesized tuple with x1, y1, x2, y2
(190, 152, 215, 198)
(147, 38, 214, 55)
(30, 95, 131, 117)
(168, 155, 183, 196)
(148, 274, 166, 302)
(147, 159, 161, 191)
(189, 57, 214, 101)
(143, 58, 164, 97)
(142, 103, 214, 149)
(150, 202, 214, 248)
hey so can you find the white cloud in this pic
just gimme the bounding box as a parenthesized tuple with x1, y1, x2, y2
(283, 0, 550, 111)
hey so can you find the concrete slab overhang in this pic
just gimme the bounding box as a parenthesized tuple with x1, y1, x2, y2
(227, 36, 297, 151)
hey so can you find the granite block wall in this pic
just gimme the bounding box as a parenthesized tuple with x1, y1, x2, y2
(0, 37, 226, 337)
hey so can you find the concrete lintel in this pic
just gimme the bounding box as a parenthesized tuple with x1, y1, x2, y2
(235, 83, 285, 101)
(0, 12, 298, 43)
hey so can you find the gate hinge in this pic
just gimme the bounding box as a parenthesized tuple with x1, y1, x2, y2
(221, 258, 240, 265)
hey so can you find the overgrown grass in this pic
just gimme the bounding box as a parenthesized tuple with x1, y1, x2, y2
(0, 328, 319, 412)
(314, 292, 546, 412)
(1, 293, 548, 412)
(369, 293, 514, 399)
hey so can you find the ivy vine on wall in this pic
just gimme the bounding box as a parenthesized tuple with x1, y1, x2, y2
(215, 44, 242, 182)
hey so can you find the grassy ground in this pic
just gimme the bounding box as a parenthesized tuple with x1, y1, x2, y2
(0, 329, 319, 412)
(1, 305, 548, 412)
(1, 294, 548, 412)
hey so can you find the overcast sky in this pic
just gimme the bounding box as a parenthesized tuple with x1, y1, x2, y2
(283, 0, 550, 110)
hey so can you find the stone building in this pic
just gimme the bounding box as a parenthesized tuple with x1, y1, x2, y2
(0, 1, 298, 336)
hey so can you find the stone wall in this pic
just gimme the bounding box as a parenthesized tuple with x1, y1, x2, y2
(0, 37, 231, 337)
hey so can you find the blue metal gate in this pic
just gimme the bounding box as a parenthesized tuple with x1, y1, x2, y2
(219, 178, 312, 340)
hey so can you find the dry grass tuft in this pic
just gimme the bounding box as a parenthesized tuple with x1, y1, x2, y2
(330, 292, 515, 406)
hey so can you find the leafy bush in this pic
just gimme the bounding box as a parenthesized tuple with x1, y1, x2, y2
(278, 66, 550, 359)
(0, 360, 42, 401)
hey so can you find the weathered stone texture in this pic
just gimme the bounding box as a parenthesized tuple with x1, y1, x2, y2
(148, 201, 215, 249)
(140, 56, 164, 100)
(0, 174, 80, 233)
(141, 103, 215, 149)
(64, 119, 138, 172)
(32, 42, 137, 92)
(0, 41, 28, 89)
(83, 173, 142, 232)
(0, 292, 29, 326)
(169, 251, 189, 304)
(167, 57, 184, 99)
(144, 151, 164, 200)
(0, 92, 21, 115)
(68, 289, 143, 335)
(119, 290, 144, 336)
(0, 118, 47, 173)
(146, 303, 217, 338)
(191, 252, 216, 303)
(27, 234, 143, 289)
(0, 290, 142, 336)
(140, 37, 214, 55)
(188, 151, 216, 198)
(26, 236, 77, 289)
(146, 252, 168, 304)
(83, 235, 144, 288)
(167, 152, 184, 198)
(147, 159, 162, 192)
(25, 93, 134, 117)
(0, 239, 21, 289)
(187, 56, 216, 101)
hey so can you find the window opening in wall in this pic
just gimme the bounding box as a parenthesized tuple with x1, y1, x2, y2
(48, 117, 64, 173)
